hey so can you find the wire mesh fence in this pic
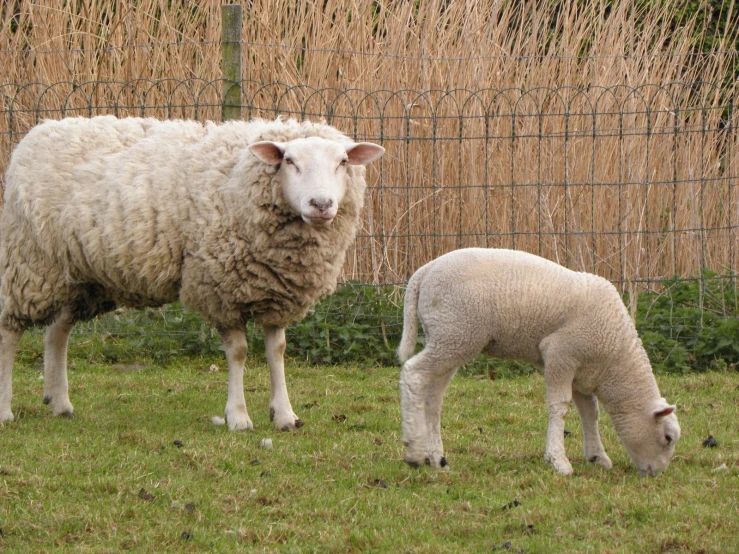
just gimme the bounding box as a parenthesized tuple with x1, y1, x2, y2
(1, 77, 738, 364)
(1, 78, 737, 284)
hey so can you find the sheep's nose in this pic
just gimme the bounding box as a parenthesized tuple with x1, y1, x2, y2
(309, 198, 334, 213)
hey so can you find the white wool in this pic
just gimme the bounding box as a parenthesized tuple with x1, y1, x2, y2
(0, 115, 384, 430)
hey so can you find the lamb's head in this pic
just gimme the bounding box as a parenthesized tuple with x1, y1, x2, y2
(249, 137, 384, 227)
(619, 399, 681, 477)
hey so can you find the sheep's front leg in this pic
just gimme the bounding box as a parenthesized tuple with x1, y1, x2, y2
(43, 307, 75, 418)
(0, 327, 23, 423)
(264, 326, 303, 431)
(573, 390, 612, 470)
(544, 386, 573, 475)
(541, 339, 577, 475)
(219, 328, 253, 431)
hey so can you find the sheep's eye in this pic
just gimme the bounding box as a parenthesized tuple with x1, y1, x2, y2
(284, 158, 294, 165)
(340, 159, 348, 166)
(665, 434, 673, 444)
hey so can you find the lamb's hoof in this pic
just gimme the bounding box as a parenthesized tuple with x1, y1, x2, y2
(588, 453, 613, 470)
(404, 452, 426, 468)
(423, 455, 448, 469)
(0, 411, 14, 424)
(43, 395, 52, 405)
(547, 455, 574, 476)
(49, 399, 74, 419)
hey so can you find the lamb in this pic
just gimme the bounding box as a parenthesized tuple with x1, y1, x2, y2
(0, 115, 384, 431)
(397, 248, 681, 476)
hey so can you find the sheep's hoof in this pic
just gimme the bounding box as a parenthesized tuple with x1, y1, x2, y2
(440, 456, 448, 468)
(0, 411, 14, 424)
(405, 460, 420, 468)
(43, 395, 52, 405)
(278, 419, 304, 432)
(225, 414, 254, 431)
(58, 411, 74, 419)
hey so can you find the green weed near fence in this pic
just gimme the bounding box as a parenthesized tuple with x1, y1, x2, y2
(17, 271, 739, 377)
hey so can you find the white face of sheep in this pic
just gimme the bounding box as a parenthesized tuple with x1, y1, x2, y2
(249, 137, 384, 227)
(622, 399, 681, 477)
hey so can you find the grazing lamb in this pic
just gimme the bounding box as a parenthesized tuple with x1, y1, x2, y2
(0, 115, 383, 431)
(397, 248, 680, 476)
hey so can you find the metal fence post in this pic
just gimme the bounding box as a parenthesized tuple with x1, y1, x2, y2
(221, 4, 242, 122)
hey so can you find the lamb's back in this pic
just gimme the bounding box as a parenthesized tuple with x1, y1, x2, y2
(418, 249, 628, 363)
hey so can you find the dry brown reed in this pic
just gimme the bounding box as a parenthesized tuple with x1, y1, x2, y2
(1, 0, 737, 287)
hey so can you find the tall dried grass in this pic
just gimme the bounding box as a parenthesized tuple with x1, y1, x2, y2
(1, 0, 737, 286)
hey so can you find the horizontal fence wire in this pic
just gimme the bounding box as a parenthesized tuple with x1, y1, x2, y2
(0, 77, 737, 361)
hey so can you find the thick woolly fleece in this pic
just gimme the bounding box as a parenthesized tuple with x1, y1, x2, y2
(397, 248, 680, 476)
(0, 116, 365, 331)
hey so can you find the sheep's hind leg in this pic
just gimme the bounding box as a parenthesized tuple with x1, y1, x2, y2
(423, 363, 458, 469)
(264, 326, 303, 431)
(43, 307, 75, 418)
(573, 390, 612, 470)
(219, 328, 253, 431)
(399, 353, 430, 467)
(400, 349, 460, 468)
(0, 326, 23, 423)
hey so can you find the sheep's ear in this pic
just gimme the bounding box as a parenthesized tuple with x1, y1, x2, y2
(250, 141, 285, 165)
(346, 142, 385, 165)
(653, 400, 676, 419)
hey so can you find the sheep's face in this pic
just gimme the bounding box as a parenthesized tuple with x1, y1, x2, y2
(249, 137, 384, 227)
(622, 399, 681, 477)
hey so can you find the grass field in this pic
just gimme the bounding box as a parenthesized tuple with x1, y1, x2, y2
(1, 344, 737, 553)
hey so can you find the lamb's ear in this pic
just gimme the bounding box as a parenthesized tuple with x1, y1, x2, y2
(249, 141, 285, 165)
(346, 142, 385, 165)
(653, 399, 676, 419)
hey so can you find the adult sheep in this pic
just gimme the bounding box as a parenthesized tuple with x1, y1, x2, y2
(0, 115, 383, 431)
(397, 248, 680, 476)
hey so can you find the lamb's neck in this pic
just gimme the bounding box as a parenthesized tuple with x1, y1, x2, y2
(596, 340, 662, 420)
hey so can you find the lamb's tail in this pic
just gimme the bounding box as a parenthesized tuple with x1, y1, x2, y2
(397, 263, 431, 364)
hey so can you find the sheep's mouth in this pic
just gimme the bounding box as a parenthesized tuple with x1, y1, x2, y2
(302, 214, 334, 227)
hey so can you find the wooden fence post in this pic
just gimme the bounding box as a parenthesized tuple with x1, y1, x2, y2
(221, 4, 242, 122)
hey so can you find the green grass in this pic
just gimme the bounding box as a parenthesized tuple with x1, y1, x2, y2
(1, 344, 737, 553)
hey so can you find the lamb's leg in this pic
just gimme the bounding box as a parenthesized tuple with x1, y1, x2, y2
(0, 327, 23, 423)
(572, 390, 612, 470)
(399, 353, 430, 467)
(43, 307, 75, 418)
(423, 365, 457, 469)
(219, 328, 253, 431)
(541, 338, 577, 475)
(264, 326, 303, 431)
(400, 349, 461, 468)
